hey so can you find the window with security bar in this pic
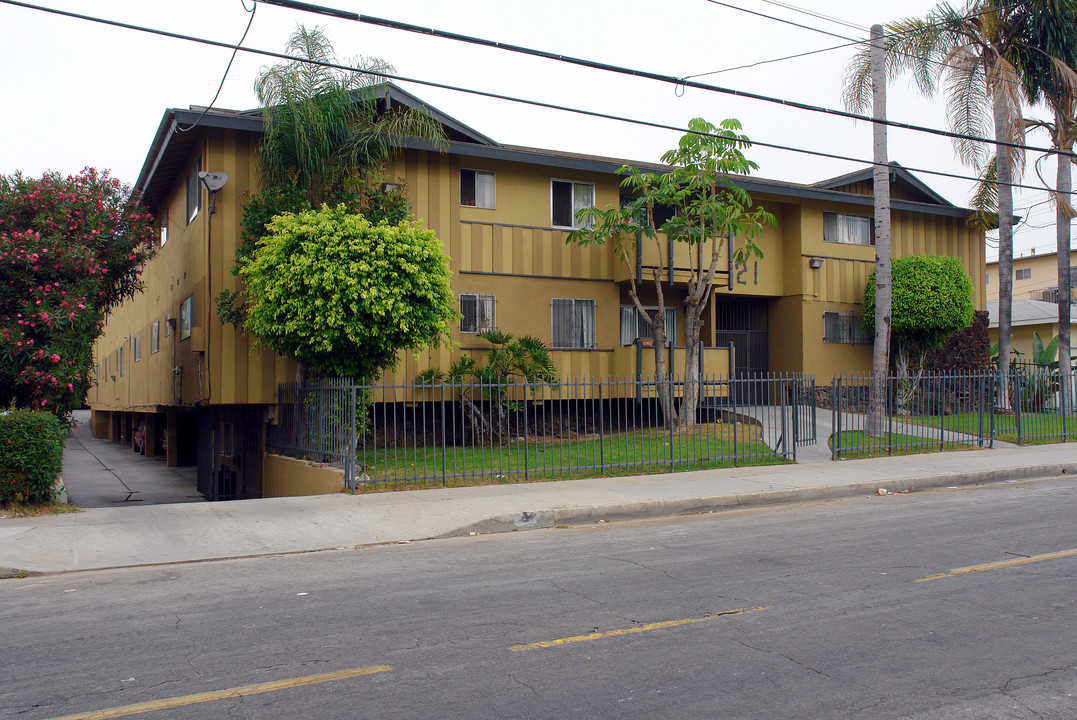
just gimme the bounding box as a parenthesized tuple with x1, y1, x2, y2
(620, 306, 676, 346)
(552, 298, 596, 349)
(460, 293, 495, 333)
(823, 311, 872, 344)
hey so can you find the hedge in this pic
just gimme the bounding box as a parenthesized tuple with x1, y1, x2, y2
(0, 409, 66, 503)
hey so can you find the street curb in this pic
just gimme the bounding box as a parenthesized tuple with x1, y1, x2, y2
(439, 463, 1077, 537)
(4, 463, 1073, 578)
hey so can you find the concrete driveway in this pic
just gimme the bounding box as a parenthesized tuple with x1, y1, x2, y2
(62, 410, 205, 508)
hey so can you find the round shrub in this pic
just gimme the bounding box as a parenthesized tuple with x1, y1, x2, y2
(0, 409, 65, 503)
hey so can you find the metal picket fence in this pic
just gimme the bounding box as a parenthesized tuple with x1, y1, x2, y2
(830, 366, 1077, 459)
(268, 373, 816, 490)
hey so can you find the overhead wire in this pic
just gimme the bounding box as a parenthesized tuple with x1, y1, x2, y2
(0, 0, 1068, 196)
(176, 0, 257, 133)
(758, 0, 868, 33)
(247, 0, 1071, 160)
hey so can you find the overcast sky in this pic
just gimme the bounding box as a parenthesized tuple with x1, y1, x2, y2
(1, 0, 1069, 262)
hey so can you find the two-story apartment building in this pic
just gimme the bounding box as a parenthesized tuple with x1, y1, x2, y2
(986, 248, 1077, 304)
(88, 85, 986, 500)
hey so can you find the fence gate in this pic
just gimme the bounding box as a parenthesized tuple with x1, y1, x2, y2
(791, 375, 817, 447)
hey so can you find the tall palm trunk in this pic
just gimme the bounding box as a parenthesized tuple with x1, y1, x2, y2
(994, 91, 1015, 410)
(1056, 113, 1073, 416)
(867, 24, 893, 437)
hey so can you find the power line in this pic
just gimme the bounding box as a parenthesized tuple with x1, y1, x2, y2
(249, 0, 1072, 160)
(682, 40, 860, 80)
(0, 0, 1068, 196)
(176, 0, 257, 133)
(694, 0, 1032, 92)
(704, 0, 856, 43)
(757, 0, 868, 33)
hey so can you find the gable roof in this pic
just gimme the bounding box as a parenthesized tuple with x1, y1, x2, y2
(132, 85, 979, 223)
(134, 83, 495, 212)
(813, 162, 953, 207)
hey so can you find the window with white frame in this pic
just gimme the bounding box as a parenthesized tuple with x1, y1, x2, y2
(823, 311, 872, 344)
(151, 320, 160, 354)
(119, 347, 125, 377)
(179, 296, 193, 340)
(620, 306, 676, 346)
(551, 179, 595, 229)
(460, 169, 495, 209)
(552, 298, 596, 349)
(460, 293, 495, 333)
(1015, 267, 1032, 280)
(823, 212, 873, 246)
(133, 334, 142, 363)
(186, 156, 201, 225)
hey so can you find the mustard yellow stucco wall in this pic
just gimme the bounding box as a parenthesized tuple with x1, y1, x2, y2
(986, 249, 1077, 303)
(262, 453, 343, 497)
(89, 129, 987, 415)
(89, 128, 297, 413)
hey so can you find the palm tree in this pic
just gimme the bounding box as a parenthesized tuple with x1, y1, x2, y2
(1011, 0, 1077, 416)
(844, 1, 1026, 407)
(255, 25, 447, 207)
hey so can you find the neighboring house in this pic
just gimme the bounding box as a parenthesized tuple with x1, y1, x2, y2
(87, 85, 987, 500)
(988, 298, 1077, 361)
(986, 248, 1077, 304)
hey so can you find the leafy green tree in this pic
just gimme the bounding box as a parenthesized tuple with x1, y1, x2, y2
(238, 205, 456, 380)
(225, 26, 450, 381)
(569, 118, 774, 430)
(863, 255, 974, 388)
(0, 169, 156, 418)
(844, 1, 1026, 409)
(254, 25, 446, 207)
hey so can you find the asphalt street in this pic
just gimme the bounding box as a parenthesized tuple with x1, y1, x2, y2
(2, 476, 1076, 719)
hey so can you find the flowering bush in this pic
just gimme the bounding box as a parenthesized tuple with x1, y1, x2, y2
(0, 168, 156, 418)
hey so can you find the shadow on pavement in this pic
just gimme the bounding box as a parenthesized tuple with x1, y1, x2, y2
(63, 410, 206, 508)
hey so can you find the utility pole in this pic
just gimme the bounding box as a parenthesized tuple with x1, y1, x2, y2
(867, 23, 892, 437)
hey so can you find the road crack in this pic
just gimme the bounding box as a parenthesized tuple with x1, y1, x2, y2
(592, 554, 678, 582)
(732, 639, 832, 678)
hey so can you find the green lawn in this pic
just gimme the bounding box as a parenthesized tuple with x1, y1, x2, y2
(356, 423, 786, 491)
(901, 412, 1077, 445)
(830, 430, 974, 460)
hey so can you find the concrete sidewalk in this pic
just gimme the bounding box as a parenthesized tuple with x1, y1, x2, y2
(3, 436, 1076, 576)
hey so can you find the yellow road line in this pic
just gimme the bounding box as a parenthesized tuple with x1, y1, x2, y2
(510, 605, 770, 651)
(46, 665, 392, 720)
(915, 548, 1077, 583)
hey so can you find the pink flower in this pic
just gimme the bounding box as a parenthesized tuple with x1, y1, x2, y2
(50, 353, 60, 362)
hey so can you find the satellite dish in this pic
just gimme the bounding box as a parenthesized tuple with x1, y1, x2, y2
(198, 171, 228, 192)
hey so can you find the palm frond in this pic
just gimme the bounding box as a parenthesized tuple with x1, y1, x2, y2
(969, 155, 999, 230)
(943, 46, 991, 166)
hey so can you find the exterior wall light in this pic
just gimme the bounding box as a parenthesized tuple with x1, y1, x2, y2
(809, 258, 824, 269)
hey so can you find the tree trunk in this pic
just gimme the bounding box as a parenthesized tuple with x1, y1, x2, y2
(867, 23, 892, 437)
(994, 92, 1014, 411)
(1056, 121, 1072, 417)
(651, 312, 677, 430)
(680, 298, 703, 431)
